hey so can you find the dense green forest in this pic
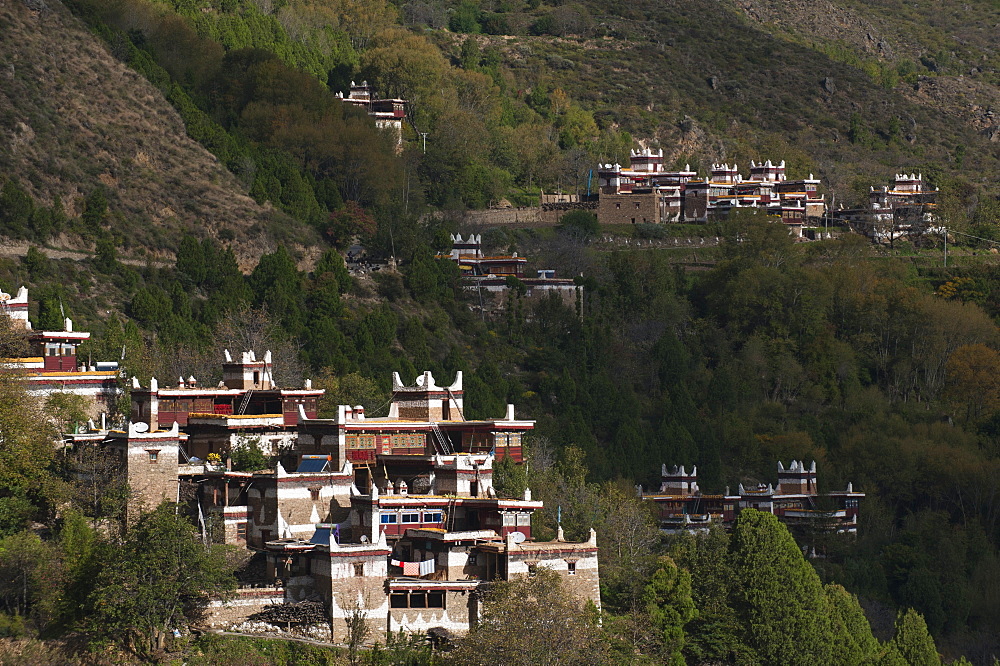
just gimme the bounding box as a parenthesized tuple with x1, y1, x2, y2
(1, 210, 1000, 662)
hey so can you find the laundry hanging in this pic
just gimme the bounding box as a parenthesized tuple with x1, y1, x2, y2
(419, 558, 435, 576)
(402, 561, 420, 576)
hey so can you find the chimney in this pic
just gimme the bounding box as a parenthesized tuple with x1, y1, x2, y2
(149, 377, 159, 431)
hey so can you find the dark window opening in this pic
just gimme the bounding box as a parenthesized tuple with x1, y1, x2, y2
(409, 591, 427, 608)
(567, 561, 577, 575)
(354, 563, 364, 577)
(427, 592, 445, 609)
(390, 593, 408, 608)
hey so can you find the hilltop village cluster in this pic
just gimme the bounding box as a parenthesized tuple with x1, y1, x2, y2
(342, 82, 933, 243)
(592, 148, 938, 240)
(2, 281, 865, 642)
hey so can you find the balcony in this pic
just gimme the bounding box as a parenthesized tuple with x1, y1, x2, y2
(187, 413, 285, 429)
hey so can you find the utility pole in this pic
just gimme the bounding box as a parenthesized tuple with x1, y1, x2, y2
(420, 132, 428, 154)
(943, 227, 948, 268)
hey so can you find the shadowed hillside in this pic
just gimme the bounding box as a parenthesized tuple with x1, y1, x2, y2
(0, 0, 315, 267)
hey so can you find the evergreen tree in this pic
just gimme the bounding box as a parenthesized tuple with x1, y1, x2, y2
(176, 235, 207, 286)
(641, 556, 696, 665)
(0, 180, 34, 238)
(825, 584, 881, 666)
(82, 187, 108, 228)
(249, 246, 304, 335)
(729, 509, 835, 665)
(890, 609, 941, 666)
(670, 527, 748, 664)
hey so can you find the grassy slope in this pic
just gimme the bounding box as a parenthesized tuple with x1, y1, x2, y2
(0, 0, 315, 268)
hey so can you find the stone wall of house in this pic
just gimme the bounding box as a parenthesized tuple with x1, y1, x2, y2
(684, 189, 708, 222)
(113, 426, 182, 520)
(388, 589, 476, 635)
(246, 472, 354, 546)
(203, 587, 286, 628)
(597, 193, 659, 225)
(523, 283, 580, 311)
(462, 208, 544, 227)
(321, 552, 391, 642)
(504, 532, 601, 610)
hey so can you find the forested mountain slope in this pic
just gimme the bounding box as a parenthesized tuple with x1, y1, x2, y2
(420, 0, 1000, 207)
(2, 0, 1000, 661)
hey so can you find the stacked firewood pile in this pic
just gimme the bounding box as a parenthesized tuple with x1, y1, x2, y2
(249, 601, 328, 627)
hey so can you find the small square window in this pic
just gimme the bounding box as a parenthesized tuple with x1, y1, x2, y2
(310, 488, 320, 501)
(381, 514, 398, 524)
(615, 203, 621, 209)
(468, 553, 478, 565)
(402, 513, 420, 523)
(527, 562, 538, 577)
(147, 450, 159, 463)
(354, 562, 364, 577)
(567, 561, 577, 575)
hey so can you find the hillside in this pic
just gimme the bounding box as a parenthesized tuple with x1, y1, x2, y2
(0, 0, 315, 267)
(424, 0, 1000, 207)
(3, 0, 1000, 661)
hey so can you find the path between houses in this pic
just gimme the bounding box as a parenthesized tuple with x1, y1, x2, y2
(209, 629, 341, 649)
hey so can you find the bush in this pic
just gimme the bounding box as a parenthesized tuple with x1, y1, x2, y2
(373, 271, 405, 301)
(230, 437, 269, 472)
(559, 210, 599, 237)
(0, 613, 27, 638)
(449, 2, 481, 33)
(634, 223, 668, 239)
